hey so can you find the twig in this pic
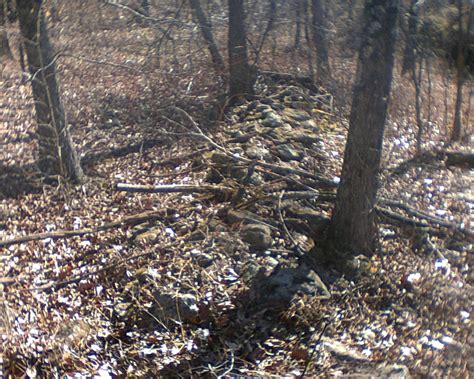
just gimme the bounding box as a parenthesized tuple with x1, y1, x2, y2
(116, 183, 234, 194)
(22, 249, 167, 292)
(0, 210, 166, 248)
(300, 316, 333, 378)
(277, 190, 303, 257)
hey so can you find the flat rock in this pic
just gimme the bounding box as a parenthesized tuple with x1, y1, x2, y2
(275, 144, 304, 161)
(336, 364, 411, 378)
(241, 224, 272, 250)
(261, 112, 283, 127)
(282, 108, 311, 122)
(257, 263, 330, 304)
(245, 145, 270, 160)
(150, 292, 200, 324)
(289, 130, 323, 145)
(301, 119, 320, 131)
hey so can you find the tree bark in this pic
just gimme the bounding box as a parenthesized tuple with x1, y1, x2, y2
(190, 0, 224, 73)
(17, 0, 83, 182)
(451, 67, 464, 142)
(412, 56, 423, 155)
(294, 0, 303, 49)
(327, 0, 399, 258)
(0, 0, 12, 63)
(228, 0, 255, 100)
(311, 0, 331, 82)
(401, 0, 419, 76)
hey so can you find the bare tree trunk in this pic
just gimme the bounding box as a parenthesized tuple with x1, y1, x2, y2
(303, 0, 314, 81)
(311, 0, 331, 82)
(466, 86, 473, 138)
(413, 57, 423, 155)
(401, 0, 419, 76)
(0, 0, 12, 63)
(426, 58, 432, 125)
(451, 69, 464, 142)
(17, 0, 83, 182)
(190, 0, 224, 73)
(450, 0, 472, 142)
(255, 0, 276, 65)
(141, 0, 150, 17)
(294, 0, 303, 49)
(327, 0, 399, 259)
(348, 0, 355, 21)
(443, 74, 450, 137)
(228, 0, 255, 100)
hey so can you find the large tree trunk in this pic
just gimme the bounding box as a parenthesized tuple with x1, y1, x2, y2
(17, 0, 83, 182)
(327, 0, 399, 259)
(190, 0, 224, 73)
(401, 0, 419, 76)
(228, 0, 255, 100)
(311, 0, 331, 82)
(0, 0, 12, 63)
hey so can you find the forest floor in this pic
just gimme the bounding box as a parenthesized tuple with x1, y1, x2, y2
(0, 7, 473, 378)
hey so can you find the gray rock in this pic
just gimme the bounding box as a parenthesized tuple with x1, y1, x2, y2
(190, 250, 213, 268)
(275, 144, 304, 161)
(245, 145, 270, 160)
(241, 224, 272, 250)
(264, 265, 330, 300)
(241, 261, 265, 283)
(290, 101, 307, 109)
(257, 104, 272, 113)
(322, 337, 369, 361)
(282, 108, 311, 122)
(150, 292, 200, 324)
(301, 119, 320, 131)
(289, 130, 323, 145)
(209, 151, 233, 165)
(337, 364, 411, 378)
(262, 112, 283, 128)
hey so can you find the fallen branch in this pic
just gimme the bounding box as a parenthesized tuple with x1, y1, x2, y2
(445, 151, 474, 168)
(116, 183, 234, 194)
(0, 210, 166, 248)
(23, 249, 168, 292)
(381, 198, 473, 239)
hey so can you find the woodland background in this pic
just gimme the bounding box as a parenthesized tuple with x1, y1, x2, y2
(0, 0, 472, 377)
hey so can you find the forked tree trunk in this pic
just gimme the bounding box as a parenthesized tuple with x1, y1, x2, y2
(327, 0, 399, 259)
(190, 0, 224, 73)
(228, 0, 254, 100)
(311, 0, 331, 81)
(0, 0, 12, 63)
(17, 0, 83, 182)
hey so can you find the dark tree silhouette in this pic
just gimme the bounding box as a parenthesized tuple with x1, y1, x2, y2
(327, 0, 399, 259)
(451, 0, 473, 142)
(311, 0, 331, 81)
(401, 0, 420, 76)
(17, 0, 83, 182)
(0, 0, 12, 63)
(228, 0, 255, 100)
